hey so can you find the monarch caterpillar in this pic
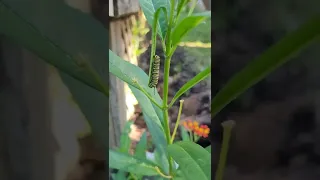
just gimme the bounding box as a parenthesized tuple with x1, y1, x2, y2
(148, 55, 160, 93)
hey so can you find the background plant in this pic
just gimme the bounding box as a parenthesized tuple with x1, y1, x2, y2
(0, 0, 319, 179)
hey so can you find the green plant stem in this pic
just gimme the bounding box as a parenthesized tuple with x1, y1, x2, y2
(162, 55, 173, 177)
(173, 0, 187, 25)
(189, 131, 193, 142)
(162, 0, 176, 178)
(162, 41, 167, 53)
(170, 100, 184, 143)
(187, 0, 198, 16)
(165, 0, 175, 56)
(155, 166, 172, 179)
(136, 83, 163, 109)
(193, 132, 198, 142)
(215, 120, 236, 180)
(162, 55, 172, 142)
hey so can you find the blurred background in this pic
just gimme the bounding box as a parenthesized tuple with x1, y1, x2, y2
(211, 0, 320, 179)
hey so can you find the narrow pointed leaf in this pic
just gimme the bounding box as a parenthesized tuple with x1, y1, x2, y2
(211, 16, 320, 118)
(169, 66, 211, 107)
(119, 120, 134, 153)
(171, 12, 211, 48)
(135, 131, 148, 158)
(0, 0, 108, 96)
(0, 0, 110, 147)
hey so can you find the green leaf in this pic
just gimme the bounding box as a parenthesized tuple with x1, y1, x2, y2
(109, 48, 168, 171)
(0, 0, 108, 97)
(139, 0, 170, 39)
(168, 141, 211, 180)
(211, 15, 320, 118)
(156, 177, 166, 180)
(111, 173, 116, 180)
(205, 146, 211, 153)
(169, 66, 211, 107)
(115, 171, 127, 180)
(109, 149, 159, 176)
(119, 120, 134, 153)
(0, 0, 110, 148)
(109, 50, 164, 125)
(172, 169, 187, 180)
(130, 86, 169, 173)
(135, 131, 148, 158)
(171, 13, 211, 48)
(109, 50, 163, 111)
(176, 0, 189, 20)
(180, 126, 190, 142)
(154, 148, 163, 164)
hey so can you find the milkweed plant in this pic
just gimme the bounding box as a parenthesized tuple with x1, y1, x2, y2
(0, 0, 317, 180)
(109, 0, 219, 179)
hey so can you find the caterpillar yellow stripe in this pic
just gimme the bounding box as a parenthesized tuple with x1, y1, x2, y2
(148, 55, 160, 88)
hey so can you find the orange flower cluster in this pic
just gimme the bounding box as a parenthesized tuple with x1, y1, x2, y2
(182, 120, 210, 138)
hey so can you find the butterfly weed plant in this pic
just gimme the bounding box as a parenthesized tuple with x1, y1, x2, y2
(0, 0, 319, 180)
(109, 0, 320, 178)
(110, 0, 212, 179)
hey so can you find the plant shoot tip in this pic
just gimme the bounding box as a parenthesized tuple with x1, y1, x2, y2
(221, 120, 236, 128)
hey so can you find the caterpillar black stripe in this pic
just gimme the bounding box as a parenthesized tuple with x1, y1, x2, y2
(148, 55, 160, 88)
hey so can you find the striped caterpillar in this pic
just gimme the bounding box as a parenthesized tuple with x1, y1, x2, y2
(148, 55, 160, 93)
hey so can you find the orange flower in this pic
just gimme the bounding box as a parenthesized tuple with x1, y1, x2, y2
(194, 124, 210, 138)
(182, 120, 210, 138)
(182, 120, 197, 131)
